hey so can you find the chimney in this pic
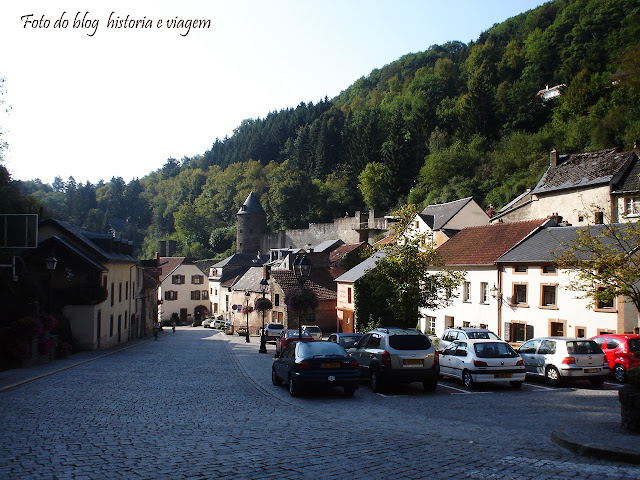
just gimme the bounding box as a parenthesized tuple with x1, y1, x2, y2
(547, 212, 563, 225)
(550, 148, 559, 167)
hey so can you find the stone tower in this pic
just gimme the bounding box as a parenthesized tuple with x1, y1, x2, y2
(236, 191, 267, 255)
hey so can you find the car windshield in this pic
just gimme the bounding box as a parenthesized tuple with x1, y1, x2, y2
(628, 339, 640, 352)
(298, 342, 346, 357)
(474, 342, 518, 358)
(269, 324, 283, 329)
(467, 331, 500, 340)
(305, 327, 321, 333)
(286, 331, 311, 338)
(388, 334, 430, 351)
(566, 340, 602, 355)
(340, 336, 361, 348)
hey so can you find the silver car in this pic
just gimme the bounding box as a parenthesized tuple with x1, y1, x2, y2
(517, 337, 609, 386)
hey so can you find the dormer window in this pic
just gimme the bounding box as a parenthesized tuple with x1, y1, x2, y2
(624, 197, 640, 217)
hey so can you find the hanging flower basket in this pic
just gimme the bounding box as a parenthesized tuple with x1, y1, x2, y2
(285, 287, 319, 313)
(240, 305, 254, 314)
(254, 297, 273, 312)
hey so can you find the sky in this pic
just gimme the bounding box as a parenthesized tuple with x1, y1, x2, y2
(0, 0, 548, 186)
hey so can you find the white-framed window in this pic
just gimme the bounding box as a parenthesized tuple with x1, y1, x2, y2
(480, 282, 489, 304)
(625, 197, 640, 216)
(463, 282, 471, 302)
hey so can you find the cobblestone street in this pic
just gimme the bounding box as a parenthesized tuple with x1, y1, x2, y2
(1, 328, 639, 479)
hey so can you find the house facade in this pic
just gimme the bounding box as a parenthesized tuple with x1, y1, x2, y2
(37, 219, 143, 351)
(158, 257, 210, 325)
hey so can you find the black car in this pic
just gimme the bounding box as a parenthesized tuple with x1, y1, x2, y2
(271, 340, 360, 397)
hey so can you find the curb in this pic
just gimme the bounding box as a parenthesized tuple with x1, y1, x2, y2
(551, 425, 640, 465)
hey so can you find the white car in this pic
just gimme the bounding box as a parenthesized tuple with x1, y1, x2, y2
(302, 325, 322, 340)
(439, 339, 526, 389)
(202, 318, 214, 328)
(264, 322, 285, 341)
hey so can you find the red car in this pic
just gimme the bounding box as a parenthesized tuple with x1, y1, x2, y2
(591, 334, 640, 382)
(275, 329, 313, 354)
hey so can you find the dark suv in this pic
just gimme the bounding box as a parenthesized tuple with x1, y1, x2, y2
(348, 328, 439, 392)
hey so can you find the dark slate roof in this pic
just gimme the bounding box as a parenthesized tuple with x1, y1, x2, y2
(233, 267, 267, 293)
(237, 191, 266, 215)
(40, 219, 136, 264)
(612, 158, 640, 194)
(334, 251, 386, 283)
(313, 239, 344, 253)
(497, 224, 632, 263)
(532, 149, 636, 195)
(435, 219, 549, 266)
(419, 197, 473, 230)
(329, 242, 366, 264)
(212, 253, 268, 268)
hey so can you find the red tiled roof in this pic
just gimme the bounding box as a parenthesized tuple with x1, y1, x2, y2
(435, 219, 548, 266)
(159, 257, 186, 281)
(271, 270, 337, 300)
(329, 242, 365, 264)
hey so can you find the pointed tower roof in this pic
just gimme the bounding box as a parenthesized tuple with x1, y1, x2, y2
(237, 191, 266, 215)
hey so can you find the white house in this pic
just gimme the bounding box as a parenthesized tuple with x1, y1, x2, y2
(420, 219, 550, 337)
(158, 257, 210, 325)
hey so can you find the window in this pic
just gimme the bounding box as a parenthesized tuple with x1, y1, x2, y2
(172, 275, 185, 285)
(594, 211, 604, 224)
(111, 283, 114, 306)
(542, 265, 556, 274)
(192, 275, 204, 284)
(504, 322, 534, 343)
(462, 282, 471, 302)
(165, 291, 178, 301)
(426, 316, 436, 333)
(201, 290, 209, 299)
(119, 283, 122, 302)
(110, 315, 114, 337)
(191, 290, 201, 300)
(513, 284, 527, 305)
(625, 197, 640, 216)
(125, 281, 129, 300)
(596, 287, 614, 310)
(550, 321, 564, 336)
(274, 294, 280, 307)
(541, 285, 557, 307)
(347, 287, 352, 304)
(480, 282, 489, 303)
(514, 265, 527, 273)
(462, 321, 470, 327)
(576, 327, 586, 338)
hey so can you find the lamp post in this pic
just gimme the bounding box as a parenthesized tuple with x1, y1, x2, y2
(259, 278, 269, 353)
(293, 254, 312, 339)
(244, 290, 251, 343)
(45, 255, 58, 314)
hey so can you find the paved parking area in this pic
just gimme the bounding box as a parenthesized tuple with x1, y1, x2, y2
(1, 328, 639, 479)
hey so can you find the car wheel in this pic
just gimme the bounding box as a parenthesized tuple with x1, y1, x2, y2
(370, 369, 385, 393)
(510, 381, 523, 389)
(462, 370, 474, 389)
(423, 379, 438, 392)
(288, 375, 300, 397)
(545, 365, 562, 386)
(271, 367, 282, 386)
(613, 364, 627, 383)
(343, 385, 356, 397)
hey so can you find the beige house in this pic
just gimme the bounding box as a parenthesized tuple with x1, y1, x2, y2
(158, 257, 210, 325)
(37, 219, 143, 350)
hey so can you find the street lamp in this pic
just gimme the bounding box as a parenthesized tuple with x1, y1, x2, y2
(244, 290, 251, 343)
(259, 277, 269, 354)
(45, 255, 57, 314)
(293, 254, 312, 339)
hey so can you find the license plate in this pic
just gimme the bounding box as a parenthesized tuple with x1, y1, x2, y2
(494, 373, 512, 378)
(584, 368, 600, 373)
(321, 363, 341, 369)
(404, 359, 423, 366)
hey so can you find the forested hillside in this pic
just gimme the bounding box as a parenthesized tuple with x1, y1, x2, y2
(5, 0, 640, 260)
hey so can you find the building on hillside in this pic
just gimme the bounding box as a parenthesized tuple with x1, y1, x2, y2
(37, 219, 144, 350)
(421, 219, 551, 338)
(158, 257, 210, 325)
(413, 197, 490, 247)
(536, 84, 565, 101)
(492, 146, 640, 225)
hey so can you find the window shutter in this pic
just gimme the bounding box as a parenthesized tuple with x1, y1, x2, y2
(526, 325, 534, 340)
(504, 322, 511, 342)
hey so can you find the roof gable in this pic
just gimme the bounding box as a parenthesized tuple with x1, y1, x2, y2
(435, 219, 549, 266)
(420, 197, 473, 230)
